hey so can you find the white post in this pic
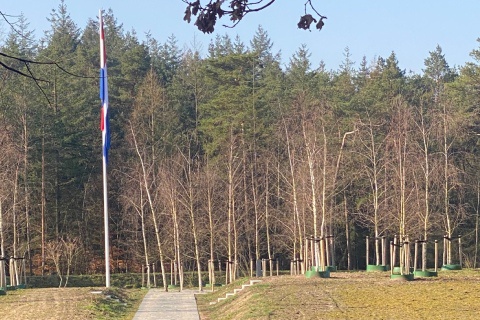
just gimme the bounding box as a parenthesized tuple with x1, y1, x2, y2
(103, 153, 110, 287)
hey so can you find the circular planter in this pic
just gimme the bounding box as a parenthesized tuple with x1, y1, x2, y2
(16, 284, 26, 289)
(441, 264, 462, 271)
(414, 270, 438, 277)
(326, 266, 337, 272)
(393, 266, 414, 274)
(0, 290, 5, 296)
(390, 273, 414, 281)
(305, 269, 330, 279)
(366, 264, 388, 272)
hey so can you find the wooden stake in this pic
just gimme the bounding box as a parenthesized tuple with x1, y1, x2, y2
(250, 259, 253, 278)
(414, 240, 418, 271)
(390, 241, 394, 275)
(443, 236, 447, 266)
(382, 236, 386, 266)
(405, 239, 410, 274)
(458, 235, 462, 267)
(422, 241, 427, 271)
(153, 263, 157, 288)
(392, 236, 397, 269)
(366, 236, 370, 266)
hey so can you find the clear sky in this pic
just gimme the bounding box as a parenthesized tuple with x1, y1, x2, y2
(1, 0, 480, 73)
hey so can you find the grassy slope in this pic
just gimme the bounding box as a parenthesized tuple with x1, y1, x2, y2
(196, 270, 480, 319)
(0, 287, 146, 320)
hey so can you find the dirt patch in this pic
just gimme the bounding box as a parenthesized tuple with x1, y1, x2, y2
(0, 287, 99, 319)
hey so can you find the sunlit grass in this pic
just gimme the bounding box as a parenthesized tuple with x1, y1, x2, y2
(197, 269, 480, 319)
(88, 287, 147, 320)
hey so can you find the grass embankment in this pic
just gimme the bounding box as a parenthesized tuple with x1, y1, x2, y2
(0, 287, 146, 320)
(196, 270, 480, 319)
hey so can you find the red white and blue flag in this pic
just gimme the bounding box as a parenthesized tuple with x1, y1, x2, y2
(99, 11, 110, 164)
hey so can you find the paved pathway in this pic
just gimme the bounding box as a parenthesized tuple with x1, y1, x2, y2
(133, 289, 201, 320)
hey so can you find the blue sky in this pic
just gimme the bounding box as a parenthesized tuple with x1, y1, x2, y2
(1, 0, 480, 73)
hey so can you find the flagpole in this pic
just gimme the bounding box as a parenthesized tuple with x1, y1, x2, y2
(103, 143, 110, 288)
(99, 9, 110, 288)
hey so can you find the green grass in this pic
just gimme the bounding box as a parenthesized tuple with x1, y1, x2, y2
(88, 287, 147, 320)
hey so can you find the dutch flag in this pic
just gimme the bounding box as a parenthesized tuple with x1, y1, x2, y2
(99, 11, 110, 164)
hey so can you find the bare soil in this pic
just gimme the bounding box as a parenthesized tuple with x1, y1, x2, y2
(0, 287, 99, 319)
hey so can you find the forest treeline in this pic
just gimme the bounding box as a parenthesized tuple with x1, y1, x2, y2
(1, 2, 480, 285)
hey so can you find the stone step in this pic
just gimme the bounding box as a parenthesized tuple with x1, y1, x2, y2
(212, 279, 263, 305)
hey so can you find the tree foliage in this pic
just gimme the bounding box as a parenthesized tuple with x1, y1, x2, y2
(1, 3, 480, 281)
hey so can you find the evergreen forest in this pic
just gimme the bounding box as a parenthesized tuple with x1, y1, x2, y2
(1, 3, 480, 284)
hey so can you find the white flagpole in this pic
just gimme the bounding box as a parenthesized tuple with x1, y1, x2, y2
(103, 141, 110, 288)
(100, 9, 110, 288)
(103, 135, 110, 288)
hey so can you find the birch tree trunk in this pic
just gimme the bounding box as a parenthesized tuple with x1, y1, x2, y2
(169, 188, 183, 290)
(41, 119, 46, 275)
(283, 120, 304, 273)
(359, 119, 384, 266)
(226, 128, 240, 283)
(443, 102, 453, 264)
(331, 130, 355, 267)
(13, 165, 19, 260)
(265, 163, 272, 270)
(179, 152, 203, 292)
(415, 105, 432, 270)
(134, 182, 150, 288)
(205, 160, 216, 289)
(130, 124, 167, 291)
(22, 111, 31, 275)
(302, 116, 318, 268)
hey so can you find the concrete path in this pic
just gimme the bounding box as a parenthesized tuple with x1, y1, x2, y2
(133, 289, 201, 320)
